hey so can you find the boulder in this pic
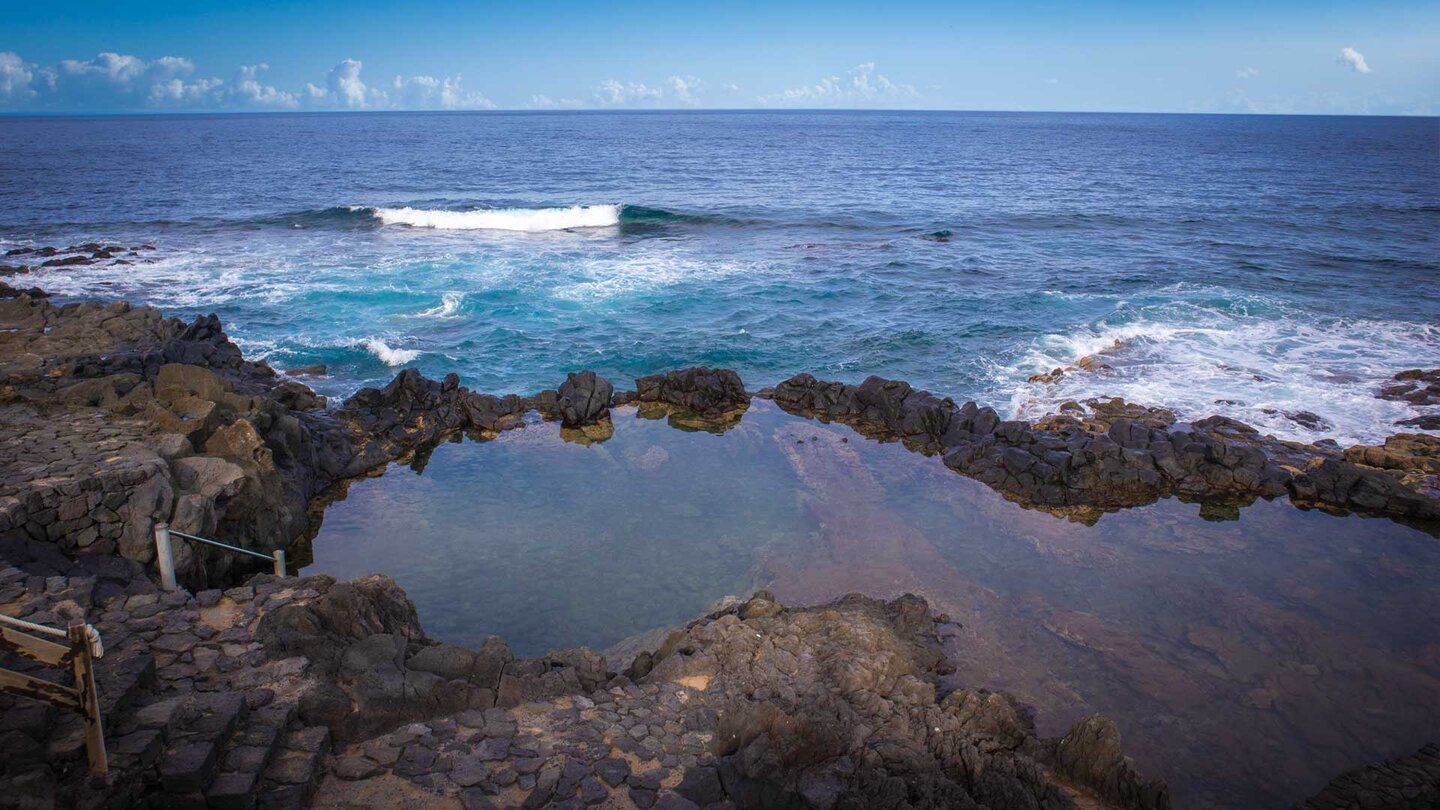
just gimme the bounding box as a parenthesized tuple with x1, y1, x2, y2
(146, 396, 219, 445)
(155, 363, 226, 403)
(171, 456, 246, 502)
(204, 419, 273, 470)
(1378, 369, 1440, 406)
(556, 371, 613, 427)
(632, 367, 750, 419)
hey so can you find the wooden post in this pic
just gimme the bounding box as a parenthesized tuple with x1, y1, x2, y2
(67, 622, 107, 776)
(154, 521, 177, 591)
(272, 548, 287, 577)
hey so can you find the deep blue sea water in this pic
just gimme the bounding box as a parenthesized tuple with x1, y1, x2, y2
(2, 111, 1438, 443)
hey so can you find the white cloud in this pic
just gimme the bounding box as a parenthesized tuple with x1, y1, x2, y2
(665, 75, 702, 106)
(594, 79, 663, 106)
(757, 63, 918, 107)
(0, 51, 298, 110)
(527, 94, 584, 109)
(390, 74, 494, 109)
(230, 65, 298, 108)
(1236, 66, 1259, 79)
(306, 58, 371, 108)
(0, 52, 36, 99)
(1338, 47, 1371, 74)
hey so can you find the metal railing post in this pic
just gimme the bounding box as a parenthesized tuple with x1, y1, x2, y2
(272, 549, 287, 577)
(153, 522, 177, 591)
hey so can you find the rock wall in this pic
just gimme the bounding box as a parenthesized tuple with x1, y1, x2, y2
(0, 290, 365, 586)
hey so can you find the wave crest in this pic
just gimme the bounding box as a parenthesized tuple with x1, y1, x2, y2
(413, 291, 465, 319)
(355, 338, 419, 366)
(366, 204, 622, 232)
(1007, 293, 1440, 445)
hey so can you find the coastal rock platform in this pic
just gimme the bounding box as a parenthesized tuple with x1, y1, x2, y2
(2, 282, 1439, 809)
(1, 533, 1171, 810)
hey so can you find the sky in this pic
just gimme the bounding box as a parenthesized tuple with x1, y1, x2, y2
(1, 0, 1437, 115)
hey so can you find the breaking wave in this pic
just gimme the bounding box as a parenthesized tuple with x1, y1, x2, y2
(366, 204, 622, 232)
(413, 291, 465, 319)
(353, 338, 420, 366)
(1005, 291, 1440, 445)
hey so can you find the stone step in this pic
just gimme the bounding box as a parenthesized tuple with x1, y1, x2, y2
(255, 726, 332, 810)
(204, 703, 296, 810)
(155, 692, 249, 798)
(96, 648, 158, 725)
(2, 649, 159, 785)
(69, 689, 184, 810)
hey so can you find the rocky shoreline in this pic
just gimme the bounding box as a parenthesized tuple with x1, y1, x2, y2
(2, 280, 1439, 808)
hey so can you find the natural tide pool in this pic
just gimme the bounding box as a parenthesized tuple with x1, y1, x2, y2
(300, 399, 1440, 809)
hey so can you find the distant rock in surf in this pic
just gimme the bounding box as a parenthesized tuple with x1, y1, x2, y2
(1379, 368, 1440, 406)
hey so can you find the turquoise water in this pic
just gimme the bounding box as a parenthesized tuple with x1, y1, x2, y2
(303, 400, 1440, 809)
(3, 111, 1438, 445)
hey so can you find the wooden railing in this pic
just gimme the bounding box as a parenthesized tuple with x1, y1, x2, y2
(0, 613, 107, 775)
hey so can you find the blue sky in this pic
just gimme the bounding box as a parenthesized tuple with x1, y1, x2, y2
(1, 0, 1436, 114)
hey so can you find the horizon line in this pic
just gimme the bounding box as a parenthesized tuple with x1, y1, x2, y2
(0, 108, 1435, 120)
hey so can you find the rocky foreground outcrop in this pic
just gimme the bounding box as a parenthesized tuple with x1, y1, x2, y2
(0, 289, 551, 587)
(1294, 743, 1440, 810)
(0, 532, 1169, 810)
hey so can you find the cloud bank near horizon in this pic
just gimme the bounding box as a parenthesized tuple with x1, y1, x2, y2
(0, 52, 496, 111)
(0, 46, 1419, 115)
(0, 50, 931, 112)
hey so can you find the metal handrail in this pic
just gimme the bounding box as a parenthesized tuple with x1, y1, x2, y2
(152, 523, 287, 591)
(168, 529, 278, 561)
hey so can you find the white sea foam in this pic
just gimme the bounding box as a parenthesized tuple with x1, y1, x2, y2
(357, 338, 420, 366)
(549, 255, 766, 302)
(413, 291, 465, 319)
(368, 204, 622, 232)
(1007, 301, 1440, 446)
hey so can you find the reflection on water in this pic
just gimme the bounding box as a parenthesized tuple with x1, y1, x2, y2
(303, 399, 1440, 809)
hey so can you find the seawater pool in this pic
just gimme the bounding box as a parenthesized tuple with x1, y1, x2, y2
(301, 399, 1440, 809)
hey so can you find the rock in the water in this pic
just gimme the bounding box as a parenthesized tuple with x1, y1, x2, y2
(764, 372, 1440, 524)
(631, 367, 750, 419)
(556, 370, 614, 427)
(1378, 369, 1440, 406)
(1397, 414, 1440, 430)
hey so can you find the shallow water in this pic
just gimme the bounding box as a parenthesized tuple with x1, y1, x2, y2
(303, 400, 1440, 809)
(4, 112, 1438, 445)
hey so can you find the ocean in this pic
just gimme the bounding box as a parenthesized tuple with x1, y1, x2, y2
(3, 110, 1438, 443)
